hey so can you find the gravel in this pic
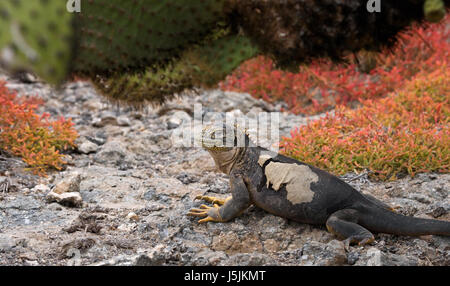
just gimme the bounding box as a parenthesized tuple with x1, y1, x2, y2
(0, 73, 448, 266)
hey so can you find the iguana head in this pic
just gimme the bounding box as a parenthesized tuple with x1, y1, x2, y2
(200, 124, 250, 151)
(199, 124, 250, 174)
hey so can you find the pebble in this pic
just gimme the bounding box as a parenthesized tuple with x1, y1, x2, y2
(32, 184, 50, 193)
(117, 116, 131, 127)
(52, 172, 82, 194)
(300, 240, 347, 266)
(117, 223, 136, 232)
(167, 111, 191, 129)
(78, 141, 99, 154)
(357, 247, 418, 266)
(0, 235, 16, 252)
(126, 212, 139, 221)
(92, 111, 118, 127)
(94, 140, 129, 165)
(46, 191, 83, 208)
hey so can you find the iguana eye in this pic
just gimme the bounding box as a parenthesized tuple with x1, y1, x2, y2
(211, 132, 215, 139)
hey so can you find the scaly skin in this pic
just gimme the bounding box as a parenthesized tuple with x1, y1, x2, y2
(188, 124, 450, 248)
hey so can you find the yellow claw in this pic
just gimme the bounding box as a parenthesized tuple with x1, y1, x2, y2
(357, 236, 375, 246)
(187, 205, 211, 217)
(195, 195, 228, 206)
(187, 203, 223, 223)
(198, 217, 216, 224)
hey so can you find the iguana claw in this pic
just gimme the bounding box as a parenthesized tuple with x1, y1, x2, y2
(187, 204, 223, 223)
(343, 235, 375, 251)
(194, 195, 228, 206)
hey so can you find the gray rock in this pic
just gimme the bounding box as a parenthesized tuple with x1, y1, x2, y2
(347, 251, 360, 265)
(220, 253, 277, 266)
(82, 99, 104, 111)
(176, 172, 199, 185)
(31, 184, 50, 193)
(52, 172, 82, 194)
(94, 141, 129, 165)
(191, 250, 228, 266)
(425, 201, 450, 218)
(117, 116, 131, 127)
(46, 202, 63, 211)
(407, 193, 433, 204)
(91, 245, 166, 266)
(78, 141, 99, 154)
(92, 111, 118, 127)
(167, 111, 191, 129)
(0, 197, 42, 210)
(90, 255, 135, 266)
(257, 215, 286, 240)
(390, 198, 425, 214)
(63, 95, 77, 104)
(0, 235, 16, 252)
(145, 131, 170, 144)
(85, 135, 107, 146)
(24, 260, 40, 266)
(46, 191, 83, 208)
(430, 236, 450, 251)
(356, 247, 418, 266)
(300, 240, 347, 266)
(61, 237, 96, 257)
(421, 177, 449, 200)
(79, 188, 102, 204)
(201, 90, 274, 113)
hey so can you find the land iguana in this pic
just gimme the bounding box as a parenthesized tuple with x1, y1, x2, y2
(187, 124, 450, 248)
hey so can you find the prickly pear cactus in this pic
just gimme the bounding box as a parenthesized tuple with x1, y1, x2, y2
(73, 0, 228, 76)
(0, 0, 74, 84)
(188, 34, 260, 86)
(92, 34, 259, 105)
(0, 0, 229, 84)
(92, 60, 195, 106)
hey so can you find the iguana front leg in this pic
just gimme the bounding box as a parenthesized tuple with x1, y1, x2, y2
(187, 175, 251, 223)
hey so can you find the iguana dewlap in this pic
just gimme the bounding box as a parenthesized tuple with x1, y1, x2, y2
(188, 124, 450, 247)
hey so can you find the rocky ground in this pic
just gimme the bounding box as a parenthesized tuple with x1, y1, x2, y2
(0, 74, 448, 266)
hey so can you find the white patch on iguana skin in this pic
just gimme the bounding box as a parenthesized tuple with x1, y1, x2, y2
(258, 156, 318, 204)
(258, 154, 272, 167)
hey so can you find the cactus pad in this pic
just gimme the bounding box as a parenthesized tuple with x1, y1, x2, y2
(91, 34, 259, 105)
(0, 0, 74, 84)
(73, 0, 227, 76)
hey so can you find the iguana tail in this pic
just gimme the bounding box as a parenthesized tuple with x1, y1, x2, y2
(359, 206, 450, 236)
